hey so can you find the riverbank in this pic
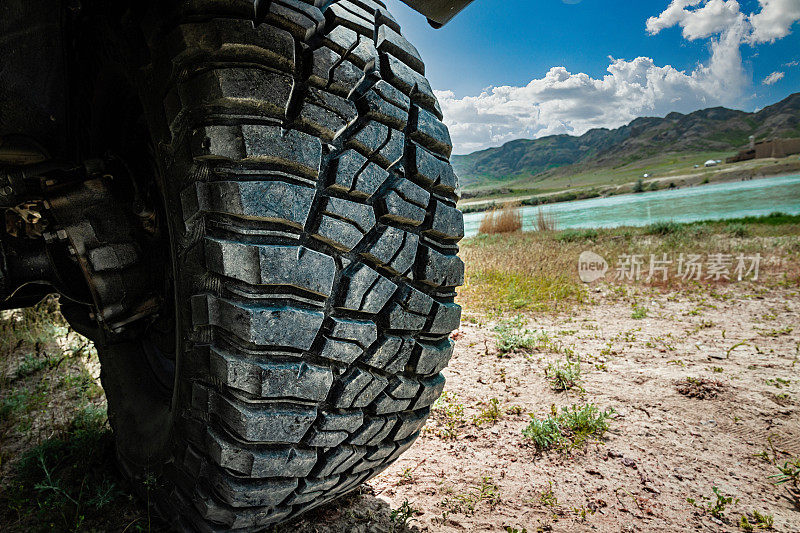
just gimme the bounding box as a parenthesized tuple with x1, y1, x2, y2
(459, 155, 800, 214)
(462, 174, 800, 238)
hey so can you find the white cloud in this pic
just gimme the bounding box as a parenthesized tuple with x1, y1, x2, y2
(749, 0, 800, 42)
(438, 52, 745, 154)
(762, 70, 785, 84)
(440, 0, 800, 154)
(646, 0, 743, 40)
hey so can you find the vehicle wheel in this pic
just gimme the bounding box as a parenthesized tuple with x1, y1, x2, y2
(100, 1, 464, 529)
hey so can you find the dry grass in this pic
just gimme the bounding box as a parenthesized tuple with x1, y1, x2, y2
(458, 220, 800, 313)
(478, 203, 522, 235)
(535, 208, 557, 232)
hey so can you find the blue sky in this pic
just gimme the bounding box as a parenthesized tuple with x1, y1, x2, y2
(384, 0, 800, 153)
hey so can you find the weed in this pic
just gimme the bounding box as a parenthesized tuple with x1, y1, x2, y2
(555, 228, 599, 242)
(397, 467, 414, 486)
(572, 506, 595, 521)
(430, 391, 465, 439)
(688, 486, 737, 520)
(645, 220, 682, 235)
(631, 306, 648, 319)
(765, 378, 790, 389)
(539, 482, 559, 508)
(390, 499, 420, 531)
(727, 223, 749, 238)
(440, 476, 500, 516)
(544, 359, 582, 391)
(494, 319, 540, 355)
(473, 398, 502, 427)
(769, 457, 800, 486)
(522, 404, 615, 451)
(506, 405, 524, 415)
(739, 510, 774, 531)
(504, 527, 528, 533)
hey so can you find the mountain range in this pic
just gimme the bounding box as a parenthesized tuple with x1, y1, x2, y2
(452, 92, 800, 191)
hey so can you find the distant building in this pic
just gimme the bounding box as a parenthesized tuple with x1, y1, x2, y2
(726, 137, 800, 164)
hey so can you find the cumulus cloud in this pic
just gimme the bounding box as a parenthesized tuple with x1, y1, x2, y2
(646, 0, 743, 40)
(749, 0, 800, 42)
(440, 0, 800, 154)
(762, 71, 786, 84)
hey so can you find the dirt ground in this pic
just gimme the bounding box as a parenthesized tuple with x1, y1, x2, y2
(2, 280, 799, 532)
(286, 282, 800, 532)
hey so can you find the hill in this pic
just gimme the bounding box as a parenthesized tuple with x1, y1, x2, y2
(452, 92, 800, 191)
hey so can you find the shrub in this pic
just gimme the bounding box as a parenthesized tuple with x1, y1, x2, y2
(535, 208, 557, 232)
(479, 203, 522, 234)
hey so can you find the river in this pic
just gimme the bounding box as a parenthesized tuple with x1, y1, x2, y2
(462, 174, 800, 238)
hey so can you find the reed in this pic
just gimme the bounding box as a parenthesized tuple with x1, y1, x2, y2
(478, 203, 522, 234)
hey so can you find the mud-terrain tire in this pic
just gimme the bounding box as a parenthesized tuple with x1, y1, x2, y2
(99, 1, 464, 529)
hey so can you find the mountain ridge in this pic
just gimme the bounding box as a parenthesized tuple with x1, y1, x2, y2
(452, 92, 800, 190)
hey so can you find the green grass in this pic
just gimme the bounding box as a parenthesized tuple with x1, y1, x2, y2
(522, 404, 615, 451)
(0, 406, 150, 532)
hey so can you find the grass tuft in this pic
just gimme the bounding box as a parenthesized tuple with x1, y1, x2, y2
(522, 403, 615, 451)
(479, 203, 522, 235)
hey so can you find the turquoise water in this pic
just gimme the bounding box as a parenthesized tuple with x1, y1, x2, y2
(462, 174, 800, 237)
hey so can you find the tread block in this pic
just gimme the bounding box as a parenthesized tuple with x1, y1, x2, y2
(176, 68, 292, 123)
(412, 373, 446, 410)
(166, 21, 295, 72)
(392, 408, 430, 440)
(204, 426, 317, 478)
(386, 285, 433, 331)
(378, 179, 429, 226)
(209, 347, 333, 400)
(425, 200, 464, 241)
(305, 410, 364, 447)
(360, 335, 414, 374)
(309, 47, 363, 96)
(416, 246, 464, 287)
(428, 301, 462, 336)
(409, 143, 458, 194)
(337, 264, 397, 313)
(195, 385, 317, 443)
(413, 338, 455, 375)
(268, 0, 326, 40)
(323, 24, 359, 55)
(330, 366, 388, 408)
(348, 415, 398, 446)
(320, 317, 378, 364)
(209, 468, 298, 507)
(328, 150, 390, 199)
(377, 25, 424, 75)
(205, 238, 336, 296)
(191, 124, 322, 178)
(361, 87, 409, 129)
(314, 445, 367, 477)
(327, 2, 374, 36)
(370, 376, 420, 414)
(313, 197, 376, 251)
(184, 180, 315, 228)
(410, 106, 452, 158)
(385, 432, 419, 463)
(193, 487, 292, 529)
(363, 226, 419, 276)
(381, 53, 441, 118)
(191, 294, 324, 349)
(299, 87, 358, 142)
(348, 121, 404, 167)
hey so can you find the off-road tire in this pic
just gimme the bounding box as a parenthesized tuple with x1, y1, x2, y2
(102, 0, 464, 529)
